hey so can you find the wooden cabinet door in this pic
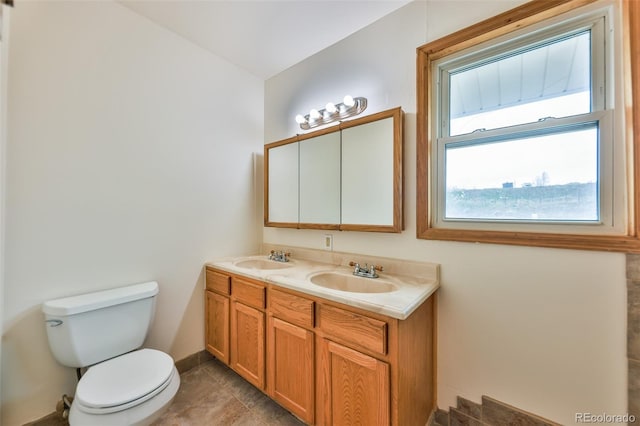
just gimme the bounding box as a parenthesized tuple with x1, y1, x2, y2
(205, 290, 230, 365)
(320, 339, 390, 425)
(231, 301, 265, 389)
(268, 317, 314, 424)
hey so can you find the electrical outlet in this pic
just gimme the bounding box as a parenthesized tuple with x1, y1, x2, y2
(323, 234, 333, 251)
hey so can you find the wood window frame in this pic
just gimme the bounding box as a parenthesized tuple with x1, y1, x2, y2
(416, 0, 640, 252)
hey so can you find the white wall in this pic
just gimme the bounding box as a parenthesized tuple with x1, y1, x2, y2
(264, 1, 627, 424)
(0, 5, 11, 423)
(1, 1, 263, 425)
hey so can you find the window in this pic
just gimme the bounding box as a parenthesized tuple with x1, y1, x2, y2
(416, 0, 640, 252)
(435, 14, 614, 233)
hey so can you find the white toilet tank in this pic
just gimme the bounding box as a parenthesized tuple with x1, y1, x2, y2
(43, 281, 159, 368)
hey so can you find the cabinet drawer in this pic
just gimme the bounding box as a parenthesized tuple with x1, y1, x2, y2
(206, 268, 230, 295)
(233, 278, 266, 309)
(270, 289, 314, 329)
(319, 305, 387, 355)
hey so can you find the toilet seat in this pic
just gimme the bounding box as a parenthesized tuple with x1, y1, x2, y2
(75, 349, 175, 415)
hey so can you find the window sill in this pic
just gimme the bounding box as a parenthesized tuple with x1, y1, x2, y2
(417, 226, 640, 253)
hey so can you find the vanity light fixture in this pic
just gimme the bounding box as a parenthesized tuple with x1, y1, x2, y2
(295, 95, 367, 130)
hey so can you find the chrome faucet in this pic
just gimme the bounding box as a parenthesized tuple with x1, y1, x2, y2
(349, 261, 383, 279)
(269, 250, 291, 263)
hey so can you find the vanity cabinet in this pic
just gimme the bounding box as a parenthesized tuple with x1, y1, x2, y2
(268, 317, 315, 423)
(231, 301, 265, 389)
(205, 291, 230, 364)
(229, 277, 266, 390)
(204, 269, 266, 389)
(205, 269, 231, 365)
(319, 339, 390, 425)
(316, 303, 391, 425)
(204, 266, 436, 426)
(267, 289, 316, 423)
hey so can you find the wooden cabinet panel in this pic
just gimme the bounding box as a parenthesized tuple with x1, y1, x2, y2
(231, 302, 265, 389)
(320, 339, 390, 425)
(233, 277, 266, 309)
(269, 289, 314, 329)
(204, 265, 435, 426)
(268, 317, 315, 424)
(205, 290, 230, 365)
(206, 268, 231, 295)
(319, 304, 388, 355)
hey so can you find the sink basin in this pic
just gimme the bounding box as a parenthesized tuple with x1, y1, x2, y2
(233, 259, 293, 270)
(310, 272, 397, 293)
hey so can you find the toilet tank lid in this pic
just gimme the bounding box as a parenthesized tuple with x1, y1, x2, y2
(42, 281, 159, 317)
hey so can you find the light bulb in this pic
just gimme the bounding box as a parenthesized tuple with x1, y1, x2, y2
(343, 95, 355, 107)
(325, 102, 337, 114)
(309, 109, 321, 120)
(295, 114, 307, 124)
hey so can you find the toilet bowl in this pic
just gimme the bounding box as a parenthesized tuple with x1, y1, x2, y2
(69, 349, 180, 426)
(42, 281, 180, 426)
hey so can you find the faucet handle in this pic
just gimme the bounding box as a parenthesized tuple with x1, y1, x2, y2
(349, 261, 362, 270)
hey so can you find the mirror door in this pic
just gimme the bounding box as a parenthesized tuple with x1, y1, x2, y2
(341, 115, 396, 228)
(299, 130, 341, 227)
(265, 137, 298, 227)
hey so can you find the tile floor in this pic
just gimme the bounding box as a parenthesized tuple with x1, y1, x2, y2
(30, 358, 305, 426)
(152, 358, 304, 426)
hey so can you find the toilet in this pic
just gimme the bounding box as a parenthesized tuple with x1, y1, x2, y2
(42, 281, 180, 426)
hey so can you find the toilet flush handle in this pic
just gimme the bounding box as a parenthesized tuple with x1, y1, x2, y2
(46, 319, 63, 327)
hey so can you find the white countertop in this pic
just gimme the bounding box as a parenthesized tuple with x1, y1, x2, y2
(206, 254, 439, 320)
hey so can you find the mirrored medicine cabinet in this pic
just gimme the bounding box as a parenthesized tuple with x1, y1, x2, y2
(264, 107, 403, 233)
